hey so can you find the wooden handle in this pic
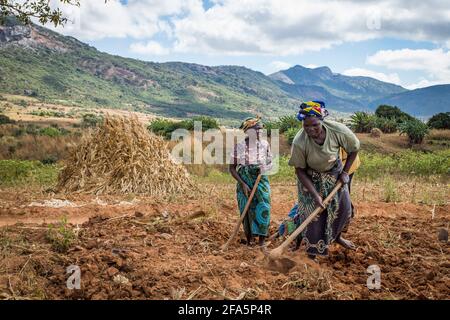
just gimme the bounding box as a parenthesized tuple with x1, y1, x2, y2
(269, 181, 343, 259)
(221, 174, 262, 251)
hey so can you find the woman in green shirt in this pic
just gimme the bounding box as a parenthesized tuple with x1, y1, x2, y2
(288, 101, 359, 258)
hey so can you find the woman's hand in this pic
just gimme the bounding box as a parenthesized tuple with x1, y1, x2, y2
(338, 171, 350, 185)
(242, 182, 252, 197)
(295, 167, 326, 209)
(313, 193, 326, 209)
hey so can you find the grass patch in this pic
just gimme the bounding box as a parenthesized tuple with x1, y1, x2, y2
(193, 150, 449, 185)
(357, 150, 449, 180)
(0, 160, 59, 187)
(352, 176, 447, 205)
(382, 177, 400, 203)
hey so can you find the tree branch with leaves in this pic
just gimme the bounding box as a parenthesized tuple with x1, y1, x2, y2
(0, 0, 83, 27)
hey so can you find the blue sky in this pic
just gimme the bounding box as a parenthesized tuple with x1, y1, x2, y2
(50, 0, 450, 90)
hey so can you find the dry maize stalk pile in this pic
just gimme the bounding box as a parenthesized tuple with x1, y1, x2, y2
(56, 115, 194, 196)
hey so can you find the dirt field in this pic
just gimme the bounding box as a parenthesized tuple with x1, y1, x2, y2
(0, 184, 448, 300)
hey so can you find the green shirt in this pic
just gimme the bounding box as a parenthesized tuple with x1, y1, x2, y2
(288, 120, 360, 172)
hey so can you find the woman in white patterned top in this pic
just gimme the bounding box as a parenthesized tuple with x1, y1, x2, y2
(229, 117, 272, 247)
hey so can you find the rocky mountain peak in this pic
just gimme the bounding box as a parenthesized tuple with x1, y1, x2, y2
(312, 66, 333, 78)
(0, 19, 68, 52)
(0, 23, 32, 45)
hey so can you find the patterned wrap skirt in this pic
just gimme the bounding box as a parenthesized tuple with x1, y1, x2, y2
(281, 160, 352, 256)
(236, 165, 271, 238)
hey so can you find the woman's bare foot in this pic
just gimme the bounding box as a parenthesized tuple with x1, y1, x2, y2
(258, 236, 266, 247)
(336, 235, 356, 250)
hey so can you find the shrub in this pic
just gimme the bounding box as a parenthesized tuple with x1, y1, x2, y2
(427, 112, 450, 130)
(0, 114, 15, 125)
(350, 112, 377, 133)
(285, 127, 301, 145)
(148, 116, 220, 139)
(18, 100, 28, 108)
(39, 127, 62, 137)
(399, 119, 429, 144)
(374, 117, 398, 133)
(278, 115, 301, 134)
(148, 118, 179, 139)
(81, 113, 103, 128)
(42, 155, 58, 165)
(191, 116, 219, 131)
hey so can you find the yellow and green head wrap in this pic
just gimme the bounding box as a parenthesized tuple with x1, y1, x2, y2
(239, 116, 262, 132)
(297, 101, 329, 121)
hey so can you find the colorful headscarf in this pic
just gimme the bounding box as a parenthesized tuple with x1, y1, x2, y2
(296, 100, 329, 121)
(240, 116, 262, 132)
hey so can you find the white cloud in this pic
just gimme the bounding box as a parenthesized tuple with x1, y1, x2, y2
(367, 48, 450, 88)
(305, 64, 319, 69)
(44, 0, 450, 55)
(130, 41, 170, 55)
(172, 0, 450, 55)
(46, 0, 191, 40)
(342, 68, 401, 85)
(268, 61, 292, 72)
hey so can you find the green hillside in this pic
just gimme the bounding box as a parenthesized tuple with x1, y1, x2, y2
(0, 18, 299, 121)
(1, 17, 448, 121)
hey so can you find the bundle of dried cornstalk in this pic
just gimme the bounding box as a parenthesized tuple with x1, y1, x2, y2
(56, 115, 193, 196)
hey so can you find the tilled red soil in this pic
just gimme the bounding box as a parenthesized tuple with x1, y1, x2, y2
(0, 188, 448, 300)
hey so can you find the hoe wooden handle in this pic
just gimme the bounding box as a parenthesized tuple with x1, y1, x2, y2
(269, 181, 343, 259)
(221, 174, 262, 251)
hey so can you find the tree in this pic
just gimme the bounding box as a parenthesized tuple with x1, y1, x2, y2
(375, 105, 414, 123)
(427, 112, 450, 130)
(0, 0, 83, 27)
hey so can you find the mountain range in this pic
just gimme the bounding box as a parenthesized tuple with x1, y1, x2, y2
(0, 17, 448, 120)
(269, 65, 407, 111)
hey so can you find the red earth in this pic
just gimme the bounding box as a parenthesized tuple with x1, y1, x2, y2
(0, 185, 448, 300)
